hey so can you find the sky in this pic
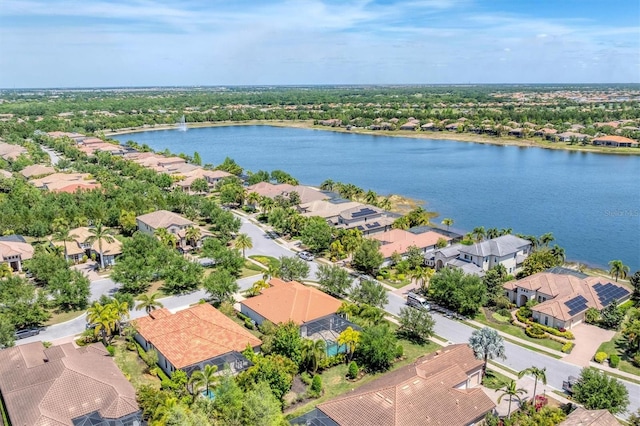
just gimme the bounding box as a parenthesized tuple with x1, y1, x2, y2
(1, 0, 639, 88)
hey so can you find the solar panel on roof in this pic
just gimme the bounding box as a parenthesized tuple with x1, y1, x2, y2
(593, 282, 630, 307)
(565, 295, 588, 317)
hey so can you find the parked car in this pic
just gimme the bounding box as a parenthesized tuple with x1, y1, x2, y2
(297, 251, 314, 261)
(406, 292, 430, 310)
(562, 376, 579, 395)
(14, 328, 42, 340)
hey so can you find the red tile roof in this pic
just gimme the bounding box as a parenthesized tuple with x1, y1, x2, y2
(134, 304, 261, 369)
(370, 229, 450, 258)
(241, 278, 342, 325)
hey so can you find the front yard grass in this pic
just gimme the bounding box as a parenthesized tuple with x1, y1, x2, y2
(112, 341, 161, 389)
(596, 333, 640, 377)
(45, 309, 85, 326)
(482, 369, 511, 389)
(239, 260, 264, 278)
(474, 310, 565, 353)
(249, 255, 279, 269)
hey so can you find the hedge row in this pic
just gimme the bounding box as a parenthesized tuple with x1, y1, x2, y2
(561, 342, 574, 353)
(515, 309, 574, 339)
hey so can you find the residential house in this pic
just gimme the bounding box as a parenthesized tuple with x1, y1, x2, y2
(247, 182, 328, 205)
(369, 229, 451, 266)
(335, 204, 396, 236)
(399, 120, 419, 131)
(445, 123, 460, 131)
(560, 407, 620, 426)
(30, 172, 100, 193)
(508, 128, 525, 137)
(46, 131, 86, 142)
(592, 135, 638, 147)
(504, 272, 630, 329)
(420, 122, 438, 131)
(0, 169, 11, 179)
(0, 342, 141, 426)
(51, 227, 123, 265)
(136, 210, 211, 251)
(433, 235, 532, 276)
(134, 304, 261, 377)
(0, 142, 27, 161)
(292, 344, 495, 426)
(173, 168, 233, 192)
(534, 128, 557, 138)
(320, 119, 342, 127)
(240, 278, 355, 356)
(0, 235, 34, 272)
(553, 132, 589, 142)
(298, 199, 363, 225)
(19, 164, 55, 179)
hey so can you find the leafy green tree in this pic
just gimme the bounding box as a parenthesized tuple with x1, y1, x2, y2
(0, 276, 49, 329)
(209, 373, 244, 424)
(623, 319, 640, 354)
(219, 181, 245, 206)
(161, 257, 203, 295)
(317, 264, 352, 297)
(191, 178, 209, 193)
(112, 232, 168, 294)
(405, 245, 424, 269)
(630, 271, 640, 302)
(608, 259, 630, 282)
(397, 307, 435, 343)
(192, 151, 202, 166)
(86, 222, 115, 269)
(468, 327, 506, 378)
(271, 321, 303, 367)
(48, 268, 90, 311)
(118, 209, 137, 236)
(135, 292, 164, 314)
(520, 248, 561, 277)
(271, 169, 298, 185)
(351, 239, 383, 274)
(237, 354, 297, 403)
(25, 246, 68, 285)
(483, 265, 509, 304)
(496, 380, 527, 418)
(357, 324, 398, 372)
(216, 157, 243, 175)
(572, 367, 629, 414)
(278, 255, 310, 282)
(247, 170, 270, 186)
(241, 381, 288, 426)
(430, 267, 487, 316)
(300, 216, 332, 253)
(0, 314, 15, 349)
(600, 300, 625, 330)
(0, 263, 12, 279)
(351, 279, 388, 308)
(203, 269, 239, 303)
(234, 233, 253, 258)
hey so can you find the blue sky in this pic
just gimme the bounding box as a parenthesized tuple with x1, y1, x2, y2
(1, 0, 638, 87)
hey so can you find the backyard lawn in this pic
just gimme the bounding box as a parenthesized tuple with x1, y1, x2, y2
(596, 333, 640, 377)
(112, 342, 161, 389)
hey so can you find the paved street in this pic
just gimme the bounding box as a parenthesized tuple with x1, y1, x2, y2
(16, 213, 640, 418)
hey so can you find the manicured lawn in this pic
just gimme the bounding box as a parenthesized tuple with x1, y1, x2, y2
(596, 333, 640, 377)
(482, 369, 511, 390)
(475, 310, 564, 353)
(249, 255, 279, 269)
(239, 260, 264, 278)
(379, 277, 411, 289)
(112, 341, 161, 389)
(45, 309, 85, 326)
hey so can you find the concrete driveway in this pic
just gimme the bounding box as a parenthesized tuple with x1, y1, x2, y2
(71, 261, 101, 281)
(562, 323, 615, 366)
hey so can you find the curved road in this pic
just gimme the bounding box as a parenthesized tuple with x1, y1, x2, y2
(17, 215, 640, 417)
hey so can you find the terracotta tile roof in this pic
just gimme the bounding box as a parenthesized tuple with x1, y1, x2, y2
(299, 200, 363, 220)
(241, 278, 342, 325)
(247, 182, 327, 204)
(317, 345, 494, 426)
(370, 229, 451, 258)
(0, 169, 11, 179)
(136, 210, 194, 229)
(134, 304, 261, 369)
(0, 240, 34, 261)
(560, 407, 620, 425)
(49, 182, 102, 193)
(20, 164, 55, 178)
(593, 135, 638, 144)
(0, 342, 139, 426)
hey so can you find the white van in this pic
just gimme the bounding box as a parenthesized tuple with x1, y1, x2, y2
(406, 292, 430, 310)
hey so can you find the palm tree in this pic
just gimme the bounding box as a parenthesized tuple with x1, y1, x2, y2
(135, 292, 164, 314)
(189, 364, 218, 395)
(377, 197, 392, 211)
(496, 380, 527, 418)
(52, 227, 79, 262)
(86, 223, 115, 269)
(472, 226, 486, 242)
(262, 262, 280, 281)
(441, 218, 454, 231)
(234, 233, 253, 258)
(608, 260, 630, 282)
(623, 320, 640, 352)
(539, 232, 555, 247)
(319, 179, 335, 191)
(154, 228, 176, 249)
(248, 279, 270, 296)
(500, 228, 512, 236)
(365, 190, 378, 205)
(486, 228, 499, 239)
(185, 226, 201, 248)
(518, 366, 546, 405)
(86, 302, 119, 345)
(246, 191, 261, 207)
(258, 196, 275, 214)
(301, 339, 326, 373)
(410, 266, 435, 293)
(468, 327, 506, 378)
(550, 245, 566, 264)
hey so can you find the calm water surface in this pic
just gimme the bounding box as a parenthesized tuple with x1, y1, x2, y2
(114, 126, 640, 271)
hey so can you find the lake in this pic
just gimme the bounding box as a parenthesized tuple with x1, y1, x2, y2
(113, 125, 640, 271)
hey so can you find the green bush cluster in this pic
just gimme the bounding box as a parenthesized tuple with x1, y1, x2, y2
(633, 353, 640, 368)
(318, 354, 345, 370)
(395, 344, 404, 358)
(308, 375, 323, 397)
(561, 342, 574, 353)
(516, 308, 574, 339)
(300, 372, 313, 385)
(609, 354, 620, 368)
(594, 352, 608, 363)
(496, 308, 512, 318)
(347, 361, 359, 379)
(525, 324, 546, 339)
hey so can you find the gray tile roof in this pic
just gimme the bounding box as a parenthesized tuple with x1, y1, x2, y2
(458, 235, 531, 257)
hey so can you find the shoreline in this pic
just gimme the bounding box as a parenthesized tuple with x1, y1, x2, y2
(104, 120, 640, 156)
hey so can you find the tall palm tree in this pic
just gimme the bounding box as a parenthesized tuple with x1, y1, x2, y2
(52, 227, 79, 262)
(86, 302, 119, 345)
(248, 279, 270, 296)
(410, 266, 435, 293)
(496, 380, 527, 418)
(319, 179, 335, 191)
(365, 190, 378, 205)
(301, 339, 326, 373)
(486, 228, 499, 239)
(86, 223, 115, 269)
(136, 292, 164, 314)
(246, 191, 261, 207)
(539, 232, 555, 247)
(234, 233, 253, 258)
(500, 228, 512, 236)
(550, 245, 566, 264)
(472, 226, 486, 242)
(189, 364, 219, 395)
(468, 327, 506, 378)
(262, 262, 280, 282)
(517, 366, 547, 405)
(608, 260, 630, 282)
(185, 226, 201, 248)
(441, 218, 454, 231)
(154, 228, 176, 249)
(258, 196, 275, 214)
(377, 197, 392, 211)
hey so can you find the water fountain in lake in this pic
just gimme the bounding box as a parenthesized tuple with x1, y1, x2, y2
(177, 115, 187, 131)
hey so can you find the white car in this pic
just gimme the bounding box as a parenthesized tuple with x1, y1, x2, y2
(297, 251, 314, 261)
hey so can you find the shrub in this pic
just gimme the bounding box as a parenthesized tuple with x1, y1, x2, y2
(300, 371, 313, 385)
(497, 308, 512, 318)
(237, 312, 250, 322)
(244, 318, 255, 330)
(42, 341, 52, 349)
(75, 338, 87, 347)
(106, 345, 115, 356)
(633, 353, 640, 368)
(259, 320, 277, 336)
(609, 354, 620, 368)
(397, 274, 405, 281)
(347, 361, 359, 379)
(495, 296, 512, 310)
(395, 344, 404, 358)
(310, 375, 323, 396)
(561, 342, 574, 353)
(594, 352, 608, 363)
(318, 354, 345, 370)
(525, 324, 546, 339)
